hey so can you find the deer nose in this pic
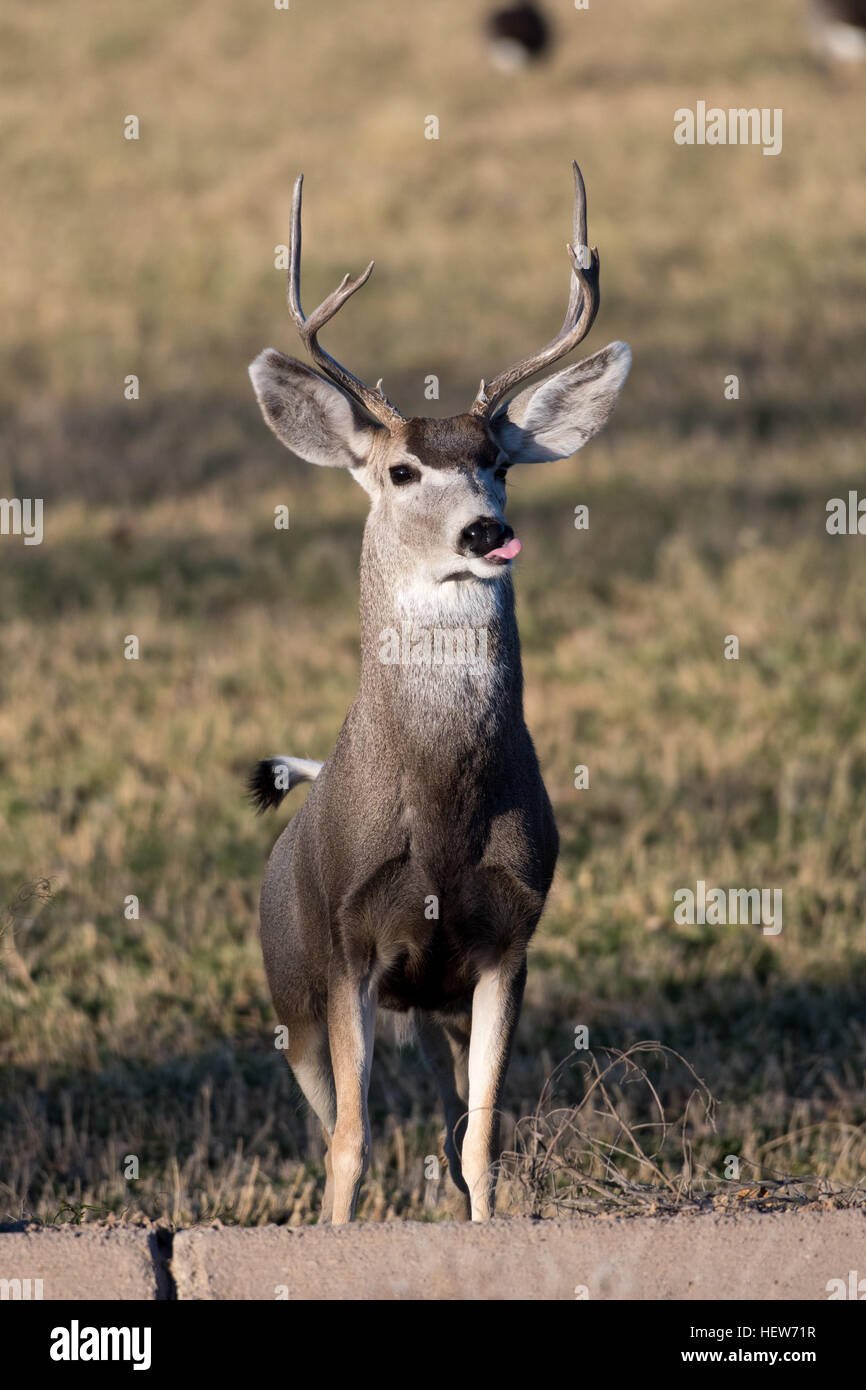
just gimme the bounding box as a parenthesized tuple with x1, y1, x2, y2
(460, 517, 512, 557)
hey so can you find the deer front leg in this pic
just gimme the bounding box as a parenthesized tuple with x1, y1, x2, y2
(327, 969, 377, 1224)
(461, 957, 527, 1221)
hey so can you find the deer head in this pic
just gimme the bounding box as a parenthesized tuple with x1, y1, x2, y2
(249, 162, 630, 587)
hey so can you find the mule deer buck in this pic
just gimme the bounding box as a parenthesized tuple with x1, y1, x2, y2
(248, 162, 630, 1223)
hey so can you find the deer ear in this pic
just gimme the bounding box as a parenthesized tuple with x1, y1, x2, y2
(490, 341, 631, 464)
(249, 350, 384, 468)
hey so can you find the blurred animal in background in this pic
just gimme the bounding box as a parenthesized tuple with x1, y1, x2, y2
(809, 0, 866, 62)
(484, 2, 552, 72)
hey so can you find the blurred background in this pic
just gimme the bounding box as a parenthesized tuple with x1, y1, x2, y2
(1, 0, 865, 1224)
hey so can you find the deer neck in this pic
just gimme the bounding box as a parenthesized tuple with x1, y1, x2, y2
(357, 528, 524, 754)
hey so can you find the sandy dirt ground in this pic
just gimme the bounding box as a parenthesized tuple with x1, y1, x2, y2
(1, 1211, 863, 1300)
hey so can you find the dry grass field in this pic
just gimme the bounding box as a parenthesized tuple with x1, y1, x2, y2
(1, 0, 865, 1225)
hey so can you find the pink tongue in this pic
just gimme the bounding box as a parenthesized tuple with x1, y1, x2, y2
(484, 536, 522, 561)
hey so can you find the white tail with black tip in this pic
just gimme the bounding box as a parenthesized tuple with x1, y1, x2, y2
(248, 756, 322, 813)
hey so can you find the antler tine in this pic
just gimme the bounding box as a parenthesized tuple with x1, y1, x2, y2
(470, 160, 601, 419)
(287, 175, 404, 429)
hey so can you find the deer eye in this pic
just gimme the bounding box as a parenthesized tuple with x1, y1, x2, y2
(389, 464, 421, 486)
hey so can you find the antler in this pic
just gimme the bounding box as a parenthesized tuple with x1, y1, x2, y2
(470, 160, 601, 419)
(287, 175, 405, 429)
